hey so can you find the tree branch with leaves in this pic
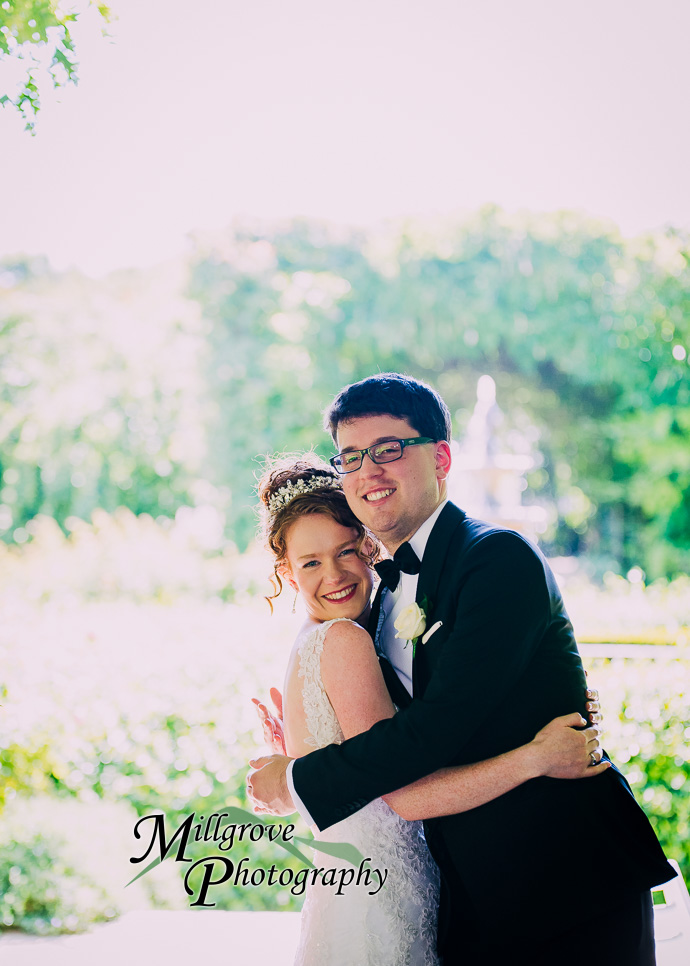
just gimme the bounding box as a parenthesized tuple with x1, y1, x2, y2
(0, 0, 111, 131)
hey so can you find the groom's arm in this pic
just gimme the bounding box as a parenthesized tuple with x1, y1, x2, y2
(290, 530, 583, 830)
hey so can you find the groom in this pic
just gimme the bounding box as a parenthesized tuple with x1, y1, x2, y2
(249, 373, 674, 965)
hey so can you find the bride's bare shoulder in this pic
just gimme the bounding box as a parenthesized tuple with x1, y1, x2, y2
(293, 617, 370, 648)
(323, 618, 372, 645)
(290, 619, 376, 681)
(320, 619, 394, 734)
(320, 619, 376, 670)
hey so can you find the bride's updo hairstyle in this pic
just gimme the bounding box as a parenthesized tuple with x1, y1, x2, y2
(258, 453, 380, 609)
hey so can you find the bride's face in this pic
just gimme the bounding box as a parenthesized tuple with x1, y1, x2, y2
(282, 513, 374, 623)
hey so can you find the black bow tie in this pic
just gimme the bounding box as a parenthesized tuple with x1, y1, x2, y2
(374, 542, 421, 593)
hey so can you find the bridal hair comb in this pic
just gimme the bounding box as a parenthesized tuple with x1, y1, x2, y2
(267, 475, 342, 516)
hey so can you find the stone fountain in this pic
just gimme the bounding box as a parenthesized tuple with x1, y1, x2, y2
(447, 375, 547, 542)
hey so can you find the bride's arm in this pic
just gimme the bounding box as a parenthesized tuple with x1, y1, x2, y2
(320, 621, 607, 822)
(382, 713, 607, 820)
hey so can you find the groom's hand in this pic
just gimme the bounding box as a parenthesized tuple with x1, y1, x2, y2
(247, 755, 295, 815)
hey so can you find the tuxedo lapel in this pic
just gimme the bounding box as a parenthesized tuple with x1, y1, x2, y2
(415, 502, 467, 610)
(367, 580, 385, 645)
(413, 503, 468, 692)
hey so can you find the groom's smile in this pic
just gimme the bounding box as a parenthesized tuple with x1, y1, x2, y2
(363, 487, 396, 503)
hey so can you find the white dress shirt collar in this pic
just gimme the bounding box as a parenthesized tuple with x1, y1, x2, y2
(407, 499, 448, 562)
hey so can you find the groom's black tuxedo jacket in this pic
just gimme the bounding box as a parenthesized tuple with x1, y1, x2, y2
(291, 503, 674, 949)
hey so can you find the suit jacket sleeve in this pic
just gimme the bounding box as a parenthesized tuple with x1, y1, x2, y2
(292, 526, 560, 830)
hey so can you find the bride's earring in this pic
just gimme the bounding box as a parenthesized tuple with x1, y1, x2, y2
(292, 591, 298, 614)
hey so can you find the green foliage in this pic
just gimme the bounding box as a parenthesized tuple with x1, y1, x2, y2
(189, 213, 690, 576)
(0, 796, 184, 933)
(0, 259, 210, 544)
(562, 572, 689, 645)
(1, 211, 687, 931)
(0, 741, 61, 807)
(0, 529, 687, 926)
(0, 510, 244, 605)
(0, 575, 312, 919)
(0, 832, 113, 933)
(583, 654, 690, 884)
(0, 0, 110, 131)
(1, 212, 689, 578)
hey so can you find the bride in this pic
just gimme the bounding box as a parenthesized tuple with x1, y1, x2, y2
(252, 455, 605, 966)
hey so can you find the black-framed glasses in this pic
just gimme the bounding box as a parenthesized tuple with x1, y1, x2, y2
(329, 437, 434, 475)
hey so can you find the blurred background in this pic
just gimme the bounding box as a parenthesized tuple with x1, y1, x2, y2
(0, 0, 688, 940)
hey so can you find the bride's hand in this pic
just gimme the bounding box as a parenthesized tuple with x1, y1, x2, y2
(530, 712, 610, 779)
(247, 755, 295, 815)
(252, 687, 286, 755)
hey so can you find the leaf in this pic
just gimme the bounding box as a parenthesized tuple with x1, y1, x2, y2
(293, 836, 369, 870)
(51, 44, 76, 80)
(0, 0, 109, 128)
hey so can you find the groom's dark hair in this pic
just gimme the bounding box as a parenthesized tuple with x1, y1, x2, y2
(324, 372, 452, 444)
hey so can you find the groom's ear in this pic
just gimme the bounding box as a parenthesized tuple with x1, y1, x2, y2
(435, 440, 452, 479)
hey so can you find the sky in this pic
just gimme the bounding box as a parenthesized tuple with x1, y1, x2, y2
(1, 0, 689, 275)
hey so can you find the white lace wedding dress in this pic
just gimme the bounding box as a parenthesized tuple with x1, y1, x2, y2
(292, 618, 441, 966)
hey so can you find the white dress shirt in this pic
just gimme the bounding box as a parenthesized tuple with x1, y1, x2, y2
(378, 499, 447, 696)
(286, 500, 448, 825)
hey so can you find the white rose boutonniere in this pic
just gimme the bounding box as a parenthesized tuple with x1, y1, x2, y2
(395, 600, 437, 658)
(394, 602, 427, 643)
(394, 597, 442, 657)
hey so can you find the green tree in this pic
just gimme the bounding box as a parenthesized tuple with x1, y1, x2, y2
(0, 0, 110, 130)
(187, 223, 384, 548)
(189, 212, 690, 576)
(2, 212, 688, 577)
(0, 256, 207, 540)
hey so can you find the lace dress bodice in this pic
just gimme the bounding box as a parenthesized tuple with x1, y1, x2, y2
(292, 618, 440, 966)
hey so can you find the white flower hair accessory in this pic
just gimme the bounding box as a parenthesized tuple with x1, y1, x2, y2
(268, 475, 342, 516)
